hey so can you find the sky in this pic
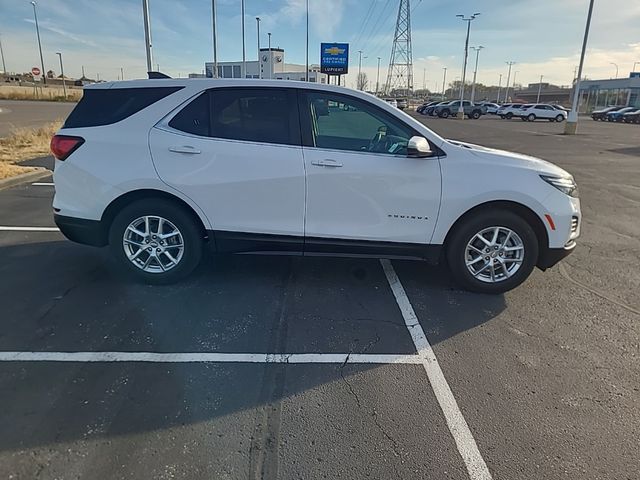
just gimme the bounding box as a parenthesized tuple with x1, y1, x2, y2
(1, 0, 639, 90)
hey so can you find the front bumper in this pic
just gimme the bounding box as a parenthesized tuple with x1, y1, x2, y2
(54, 214, 107, 247)
(537, 241, 576, 270)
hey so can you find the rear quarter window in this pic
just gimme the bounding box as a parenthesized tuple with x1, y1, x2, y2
(63, 86, 183, 128)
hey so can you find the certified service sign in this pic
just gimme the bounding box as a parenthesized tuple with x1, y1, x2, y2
(320, 43, 349, 75)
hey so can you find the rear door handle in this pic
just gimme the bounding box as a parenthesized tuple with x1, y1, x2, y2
(311, 159, 343, 167)
(168, 145, 201, 154)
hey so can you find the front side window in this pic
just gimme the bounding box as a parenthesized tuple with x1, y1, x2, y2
(211, 88, 297, 145)
(302, 92, 415, 155)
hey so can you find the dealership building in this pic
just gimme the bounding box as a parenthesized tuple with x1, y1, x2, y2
(576, 73, 640, 112)
(205, 48, 327, 83)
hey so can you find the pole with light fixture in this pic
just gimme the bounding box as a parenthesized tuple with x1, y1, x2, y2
(536, 75, 543, 103)
(455, 12, 480, 119)
(211, 0, 218, 78)
(30, 1, 47, 85)
(267, 32, 272, 79)
(141, 0, 153, 73)
(256, 17, 261, 79)
(56, 52, 66, 98)
(503, 61, 516, 103)
(442, 67, 447, 100)
(241, 0, 246, 78)
(0, 34, 7, 74)
(305, 0, 309, 81)
(376, 56, 381, 95)
(609, 62, 618, 79)
(496, 73, 502, 103)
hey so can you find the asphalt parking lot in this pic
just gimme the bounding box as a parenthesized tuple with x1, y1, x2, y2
(1, 115, 638, 480)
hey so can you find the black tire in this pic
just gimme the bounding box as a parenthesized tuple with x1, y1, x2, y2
(555, 114, 565, 122)
(440, 109, 450, 118)
(108, 198, 204, 284)
(471, 110, 481, 119)
(527, 114, 536, 122)
(505, 112, 513, 119)
(446, 209, 539, 294)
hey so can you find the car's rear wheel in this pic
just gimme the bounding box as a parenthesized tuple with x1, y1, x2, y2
(109, 199, 203, 284)
(446, 210, 539, 294)
(471, 110, 481, 119)
(440, 110, 450, 118)
(506, 112, 513, 119)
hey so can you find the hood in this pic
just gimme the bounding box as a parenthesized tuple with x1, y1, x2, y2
(446, 139, 571, 177)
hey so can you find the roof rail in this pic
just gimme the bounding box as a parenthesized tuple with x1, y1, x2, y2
(148, 71, 171, 79)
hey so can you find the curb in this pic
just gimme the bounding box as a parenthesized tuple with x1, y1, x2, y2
(0, 167, 52, 191)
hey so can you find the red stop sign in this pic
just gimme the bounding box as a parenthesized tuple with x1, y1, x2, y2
(32, 67, 41, 76)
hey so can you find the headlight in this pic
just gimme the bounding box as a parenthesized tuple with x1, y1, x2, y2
(540, 174, 578, 197)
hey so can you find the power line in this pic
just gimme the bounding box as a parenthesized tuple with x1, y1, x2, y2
(352, 0, 378, 49)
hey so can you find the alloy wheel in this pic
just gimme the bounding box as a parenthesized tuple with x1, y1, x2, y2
(122, 215, 185, 273)
(464, 226, 525, 283)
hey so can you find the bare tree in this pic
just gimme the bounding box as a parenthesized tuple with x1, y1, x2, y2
(357, 72, 368, 91)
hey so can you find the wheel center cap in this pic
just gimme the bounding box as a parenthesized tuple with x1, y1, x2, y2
(150, 241, 158, 248)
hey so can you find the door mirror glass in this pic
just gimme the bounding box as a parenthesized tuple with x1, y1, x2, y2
(407, 136, 433, 158)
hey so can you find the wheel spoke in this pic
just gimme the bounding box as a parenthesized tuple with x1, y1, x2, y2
(501, 230, 512, 248)
(129, 247, 146, 261)
(473, 262, 491, 277)
(160, 231, 181, 240)
(490, 227, 500, 245)
(127, 226, 146, 238)
(475, 233, 492, 247)
(500, 260, 510, 278)
(124, 238, 145, 247)
(504, 246, 524, 252)
(144, 216, 150, 236)
(142, 254, 153, 270)
(157, 217, 164, 236)
(468, 244, 484, 254)
(503, 257, 523, 264)
(466, 256, 484, 266)
(162, 250, 178, 265)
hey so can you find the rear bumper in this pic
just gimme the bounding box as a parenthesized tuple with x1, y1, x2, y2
(54, 213, 107, 247)
(537, 241, 576, 270)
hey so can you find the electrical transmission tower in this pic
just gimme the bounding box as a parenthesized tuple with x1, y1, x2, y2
(384, 0, 413, 96)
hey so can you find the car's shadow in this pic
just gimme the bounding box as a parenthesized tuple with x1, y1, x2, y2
(0, 240, 505, 452)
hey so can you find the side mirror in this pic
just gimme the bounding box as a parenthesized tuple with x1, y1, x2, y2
(407, 136, 433, 158)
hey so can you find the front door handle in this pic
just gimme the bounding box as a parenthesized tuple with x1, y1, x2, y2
(168, 145, 201, 154)
(311, 159, 343, 167)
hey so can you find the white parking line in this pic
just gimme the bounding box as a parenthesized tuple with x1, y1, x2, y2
(0, 226, 59, 232)
(0, 351, 423, 364)
(380, 259, 493, 480)
(32, 182, 54, 186)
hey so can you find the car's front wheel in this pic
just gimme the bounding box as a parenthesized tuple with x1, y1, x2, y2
(555, 114, 565, 122)
(471, 110, 481, 119)
(505, 112, 513, 119)
(440, 110, 450, 118)
(527, 114, 536, 122)
(446, 210, 539, 294)
(109, 199, 204, 284)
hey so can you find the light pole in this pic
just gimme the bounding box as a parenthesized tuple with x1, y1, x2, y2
(565, 0, 595, 135)
(305, 0, 309, 81)
(241, 0, 246, 78)
(634, 61, 639, 72)
(142, 0, 153, 73)
(0, 34, 6, 74)
(256, 17, 261, 79)
(503, 61, 516, 103)
(609, 62, 618, 79)
(497, 73, 502, 103)
(455, 13, 480, 119)
(376, 56, 381, 95)
(536, 75, 544, 103)
(442, 67, 447, 100)
(211, 0, 218, 78)
(423, 67, 426, 91)
(470, 45, 484, 103)
(56, 52, 66, 98)
(512, 71, 519, 91)
(121, 67, 124, 80)
(357, 50, 364, 90)
(30, 1, 47, 85)
(267, 32, 272, 79)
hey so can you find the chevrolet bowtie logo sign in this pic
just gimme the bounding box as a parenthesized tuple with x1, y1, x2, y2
(324, 46, 346, 55)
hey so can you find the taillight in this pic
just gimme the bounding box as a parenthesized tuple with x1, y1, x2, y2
(50, 135, 84, 161)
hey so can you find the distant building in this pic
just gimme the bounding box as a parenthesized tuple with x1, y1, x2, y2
(577, 74, 640, 112)
(205, 48, 327, 83)
(513, 83, 572, 105)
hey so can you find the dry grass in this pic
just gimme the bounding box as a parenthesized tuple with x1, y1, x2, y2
(0, 84, 82, 102)
(0, 121, 61, 180)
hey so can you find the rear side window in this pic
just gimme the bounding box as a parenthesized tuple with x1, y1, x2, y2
(168, 92, 210, 136)
(210, 88, 298, 145)
(63, 87, 182, 128)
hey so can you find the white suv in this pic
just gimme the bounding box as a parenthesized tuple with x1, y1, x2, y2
(517, 104, 568, 122)
(51, 79, 580, 293)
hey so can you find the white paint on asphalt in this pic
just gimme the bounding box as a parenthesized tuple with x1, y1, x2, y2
(0, 351, 423, 364)
(32, 182, 54, 186)
(380, 259, 493, 480)
(0, 226, 59, 232)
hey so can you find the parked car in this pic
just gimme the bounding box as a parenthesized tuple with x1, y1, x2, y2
(606, 107, 638, 122)
(622, 110, 640, 124)
(498, 103, 526, 119)
(591, 106, 625, 121)
(551, 104, 569, 112)
(481, 102, 500, 114)
(52, 78, 580, 294)
(434, 100, 486, 119)
(396, 98, 408, 110)
(417, 101, 440, 114)
(385, 98, 398, 108)
(427, 101, 450, 116)
(516, 104, 567, 122)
